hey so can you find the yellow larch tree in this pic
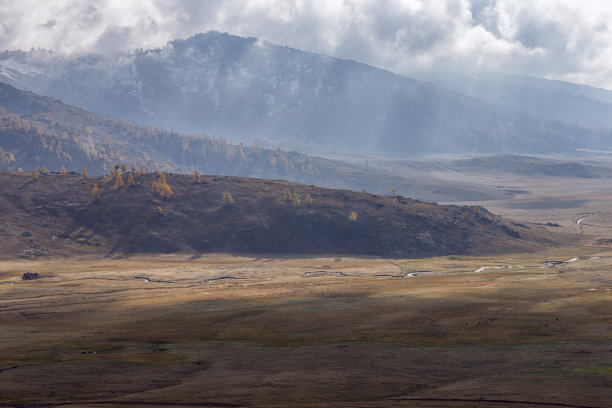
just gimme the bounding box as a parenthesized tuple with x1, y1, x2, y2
(305, 194, 313, 207)
(292, 191, 301, 206)
(92, 184, 101, 201)
(223, 191, 234, 205)
(114, 169, 124, 188)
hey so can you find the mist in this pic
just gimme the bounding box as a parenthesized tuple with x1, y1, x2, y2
(2, 0, 612, 89)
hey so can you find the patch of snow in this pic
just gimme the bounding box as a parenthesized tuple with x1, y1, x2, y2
(0, 59, 44, 77)
(474, 265, 508, 273)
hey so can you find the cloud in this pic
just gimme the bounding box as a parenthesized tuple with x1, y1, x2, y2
(0, 0, 612, 88)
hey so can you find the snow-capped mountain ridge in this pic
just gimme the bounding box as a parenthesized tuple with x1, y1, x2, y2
(1, 31, 610, 155)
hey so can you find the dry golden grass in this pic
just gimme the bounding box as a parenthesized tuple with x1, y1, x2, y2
(0, 249, 610, 407)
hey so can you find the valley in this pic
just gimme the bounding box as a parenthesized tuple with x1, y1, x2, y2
(0, 163, 610, 407)
(0, 249, 610, 407)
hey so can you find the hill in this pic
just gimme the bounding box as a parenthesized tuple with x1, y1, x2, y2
(1, 31, 611, 155)
(446, 154, 612, 178)
(0, 170, 563, 259)
(0, 81, 510, 202)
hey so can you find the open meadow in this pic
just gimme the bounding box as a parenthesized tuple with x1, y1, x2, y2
(1, 248, 610, 407)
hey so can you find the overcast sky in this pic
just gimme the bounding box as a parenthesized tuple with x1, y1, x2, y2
(1, 0, 612, 89)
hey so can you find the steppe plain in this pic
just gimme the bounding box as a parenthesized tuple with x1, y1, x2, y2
(1, 159, 611, 408)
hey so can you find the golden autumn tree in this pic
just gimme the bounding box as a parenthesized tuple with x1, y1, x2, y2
(82, 167, 87, 178)
(349, 211, 358, 221)
(193, 170, 202, 184)
(153, 172, 173, 199)
(127, 172, 135, 185)
(31, 169, 39, 181)
(60, 165, 67, 175)
(114, 169, 124, 188)
(223, 191, 234, 205)
(139, 167, 145, 176)
(292, 191, 301, 207)
(92, 184, 101, 201)
(160, 183, 173, 199)
(305, 194, 313, 207)
(283, 187, 291, 201)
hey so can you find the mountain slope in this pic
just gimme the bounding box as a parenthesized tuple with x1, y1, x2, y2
(1, 31, 611, 155)
(0, 170, 560, 259)
(0, 81, 510, 202)
(432, 73, 612, 130)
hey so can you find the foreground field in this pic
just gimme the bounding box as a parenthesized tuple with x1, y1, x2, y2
(0, 249, 610, 407)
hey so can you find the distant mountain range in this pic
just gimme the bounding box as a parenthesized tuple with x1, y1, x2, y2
(431, 73, 612, 130)
(1, 31, 612, 155)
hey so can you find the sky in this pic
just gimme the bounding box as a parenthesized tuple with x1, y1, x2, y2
(1, 0, 612, 89)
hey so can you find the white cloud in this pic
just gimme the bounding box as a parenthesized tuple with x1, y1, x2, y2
(1, 0, 612, 88)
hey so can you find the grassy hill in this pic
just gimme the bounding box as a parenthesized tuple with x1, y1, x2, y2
(0, 170, 567, 259)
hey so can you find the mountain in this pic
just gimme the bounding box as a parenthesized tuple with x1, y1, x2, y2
(0, 170, 560, 259)
(431, 73, 612, 130)
(0, 81, 510, 202)
(1, 31, 611, 155)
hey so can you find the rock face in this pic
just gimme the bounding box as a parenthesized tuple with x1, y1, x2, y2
(21, 272, 40, 280)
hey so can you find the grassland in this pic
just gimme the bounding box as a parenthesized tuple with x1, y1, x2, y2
(1, 248, 610, 407)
